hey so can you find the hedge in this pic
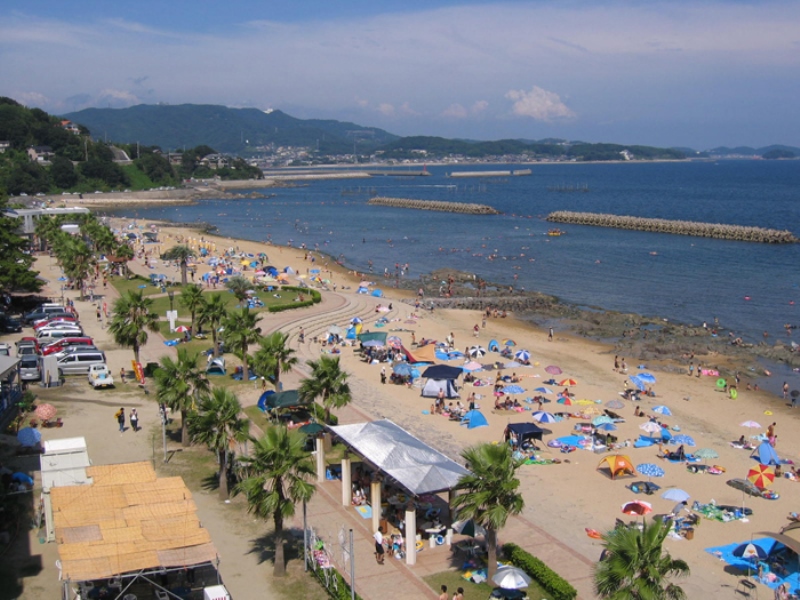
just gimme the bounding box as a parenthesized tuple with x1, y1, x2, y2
(503, 543, 577, 600)
(268, 287, 322, 313)
(309, 561, 362, 600)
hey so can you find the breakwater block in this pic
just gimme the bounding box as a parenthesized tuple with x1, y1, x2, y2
(546, 211, 798, 244)
(368, 197, 499, 215)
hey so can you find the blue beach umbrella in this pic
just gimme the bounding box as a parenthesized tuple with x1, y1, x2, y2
(636, 463, 665, 480)
(532, 411, 557, 424)
(502, 385, 526, 395)
(514, 350, 531, 362)
(592, 415, 614, 427)
(534, 387, 553, 394)
(661, 488, 691, 503)
(671, 434, 696, 447)
(638, 373, 657, 384)
(629, 375, 646, 391)
(17, 427, 41, 447)
(393, 363, 414, 377)
(596, 423, 618, 432)
(652, 405, 672, 416)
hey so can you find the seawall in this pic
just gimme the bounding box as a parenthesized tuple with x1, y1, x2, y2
(367, 197, 499, 215)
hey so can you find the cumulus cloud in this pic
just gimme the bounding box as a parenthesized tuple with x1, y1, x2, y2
(505, 86, 575, 122)
(471, 100, 488, 114)
(377, 103, 395, 116)
(442, 103, 468, 118)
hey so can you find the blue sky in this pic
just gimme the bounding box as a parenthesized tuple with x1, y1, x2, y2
(2, 1, 798, 149)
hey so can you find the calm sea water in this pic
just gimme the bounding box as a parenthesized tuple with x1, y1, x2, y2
(108, 160, 800, 346)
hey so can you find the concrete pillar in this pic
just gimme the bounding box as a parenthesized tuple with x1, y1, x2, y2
(315, 436, 325, 482)
(370, 476, 382, 535)
(341, 454, 352, 507)
(405, 501, 417, 565)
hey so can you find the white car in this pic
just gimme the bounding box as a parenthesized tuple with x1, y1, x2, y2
(88, 364, 114, 388)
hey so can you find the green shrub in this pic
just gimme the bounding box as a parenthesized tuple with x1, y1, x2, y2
(267, 286, 321, 312)
(503, 543, 577, 600)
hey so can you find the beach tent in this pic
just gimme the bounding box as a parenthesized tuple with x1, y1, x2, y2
(358, 331, 387, 345)
(461, 409, 488, 429)
(346, 326, 357, 339)
(421, 379, 459, 399)
(506, 423, 544, 444)
(751, 440, 781, 465)
(597, 455, 635, 479)
(488, 339, 499, 352)
(421, 364, 464, 380)
(402, 344, 437, 364)
(206, 357, 226, 376)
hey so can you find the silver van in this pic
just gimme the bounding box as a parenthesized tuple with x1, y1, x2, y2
(57, 350, 106, 375)
(19, 355, 41, 381)
(37, 327, 84, 341)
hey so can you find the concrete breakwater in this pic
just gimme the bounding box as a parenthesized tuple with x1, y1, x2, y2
(546, 211, 798, 243)
(449, 169, 532, 178)
(368, 197, 500, 215)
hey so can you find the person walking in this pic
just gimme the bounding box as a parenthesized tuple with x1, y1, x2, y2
(120, 368, 127, 384)
(130, 408, 139, 432)
(380, 366, 386, 385)
(688, 362, 694, 377)
(783, 381, 789, 401)
(115, 407, 125, 433)
(374, 529, 385, 565)
(548, 327, 554, 342)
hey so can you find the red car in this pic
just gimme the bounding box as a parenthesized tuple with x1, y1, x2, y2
(40, 337, 94, 355)
(33, 316, 79, 330)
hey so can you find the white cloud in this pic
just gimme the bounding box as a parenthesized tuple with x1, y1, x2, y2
(442, 103, 468, 118)
(378, 103, 395, 116)
(471, 100, 489, 114)
(505, 86, 575, 122)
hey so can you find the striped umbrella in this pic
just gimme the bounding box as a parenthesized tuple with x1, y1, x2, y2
(514, 350, 531, 362)
(532, 411, 557, 424)
(559, 378, 578, 387)
(469, 346, 487, 358)
(534, 387, 553, 394)
(556, 397, 573, 406)
(740, 421, 761, 429)
(747, 464, 775, 490)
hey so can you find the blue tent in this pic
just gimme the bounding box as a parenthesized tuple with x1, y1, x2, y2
(461, 409, 488, 429)
(751, 440, 781, 465)
(372, 289, 383, 297)
(257, 390, 276, 412)
(488, 339, 499, 352)
(346, 326, 357, 339)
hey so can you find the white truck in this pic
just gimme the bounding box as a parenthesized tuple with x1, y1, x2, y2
(88, 364, 114, 388)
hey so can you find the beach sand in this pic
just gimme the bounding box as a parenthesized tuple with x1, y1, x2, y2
(12, 213, 800, 599)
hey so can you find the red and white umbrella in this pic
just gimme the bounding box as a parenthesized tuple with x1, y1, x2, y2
(175, 326, 190, 333)
(621, 500, 653, 516)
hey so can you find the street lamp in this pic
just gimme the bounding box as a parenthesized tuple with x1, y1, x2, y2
(167, 289, 174, 312)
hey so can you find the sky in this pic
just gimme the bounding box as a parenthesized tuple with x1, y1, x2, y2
(1, 0, 799, 149)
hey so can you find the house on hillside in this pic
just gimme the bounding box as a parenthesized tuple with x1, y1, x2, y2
(27, 146, 54, 163)
(60, 120, 81, 135)
(0, 141, 10, 153)
(200, 153, 230, 170)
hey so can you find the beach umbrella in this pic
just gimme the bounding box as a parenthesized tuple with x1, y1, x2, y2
(545, 365, 562, 375)
(350, 317, 362, 324)
(452, 519, 487, 538)
(514, 350, 531, 362)
(502, 385, 526, 395)
(606, 399, 625, 409)
(175, 325, 190, 333)
(638, 373, 657, 384)
(671, 434, 696, 447)
(639, 422, 662, 435)
(556, 397, 573, 406)
(693, 448, 719, 463)
(621, 500, 653, 516)
(534, 387, 553, 394)
(559, 378, 578, 387)
(592, 415, 614, 427)
(732, 542, 769, 561)
(636, 463, 665, 480)
(468, 346, 486, 358)
(386, 336, 402, 349)
(532, 411, 556, 424)
(393, 363, 413, 377)
(652, 405, 672, 416)
(17, 427, 41, 447)
(747, 464, 775, 490)
(34, 404, 57, 421)
(362, 340, 384, 348)
(492, 566, 531, 590)
(462, 361, 484, 372)
(596, 423, 618, 432)
(503, 339, 516, 347)
(629, 375, 646, 391)
(661, 488, 691, 503)
(740, 421, 762, 429)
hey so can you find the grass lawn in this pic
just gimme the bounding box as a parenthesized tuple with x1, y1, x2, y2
(424, 569, 551, 600)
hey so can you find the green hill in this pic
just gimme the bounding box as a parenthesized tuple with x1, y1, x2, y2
(62, 104, 399, 154)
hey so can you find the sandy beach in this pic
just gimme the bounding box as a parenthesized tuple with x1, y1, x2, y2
(8, 210, 800, 599)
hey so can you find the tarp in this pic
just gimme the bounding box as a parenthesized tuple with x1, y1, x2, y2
(421, 364, 464, 379)
(357, 331, 387, 345)
(260, 389, 307, 411)
(421, 379, 459, 398)
(751, 440, 781, 465)
(402, 344, 437, 364)
(329, 419, 470, 495)
(506, 423, 544, 443)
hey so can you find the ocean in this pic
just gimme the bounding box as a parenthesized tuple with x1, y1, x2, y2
(107, 160, 800, 349)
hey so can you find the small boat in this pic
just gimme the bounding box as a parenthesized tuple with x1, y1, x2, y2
(547, 229, 565, 237)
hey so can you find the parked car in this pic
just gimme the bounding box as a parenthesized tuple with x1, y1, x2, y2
(18, 355, 41, 382)
(56, 350, 106, 375)
(0, 343, 10, 357)
(0, 315, 22, 333)
(88, 364, 114, 388)
(37, 328, 84, 342)
(41, 337, 95, 356)
(16, 338, 39, 355)
(23, 306, 68, 324)
(54, 346, 99, 360)
(33, 316, 78, 330)
(30, 311, 74, 327)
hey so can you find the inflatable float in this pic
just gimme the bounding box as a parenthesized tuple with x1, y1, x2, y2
(585, 528, 602, 539)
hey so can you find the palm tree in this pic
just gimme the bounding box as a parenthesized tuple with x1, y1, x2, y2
(188, 388, 250, 500)
(251, 332, 298, 391)
(179, 283, 205, 333)
(225, 274, 251, 306)
(108, 290, 160, 363)
(222, 307, 262, 381)
(594, 518, 689, 599)
(197, 293, 228, 356)
(452, 443, 525, 581)
(234, 427, 315, 577)
(113, 243, 134, 278)
(298, 356, 351, 423)
(52, 233, 93, 298)
(161, 244, 193, 285)
(154, 348, 210, 447)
